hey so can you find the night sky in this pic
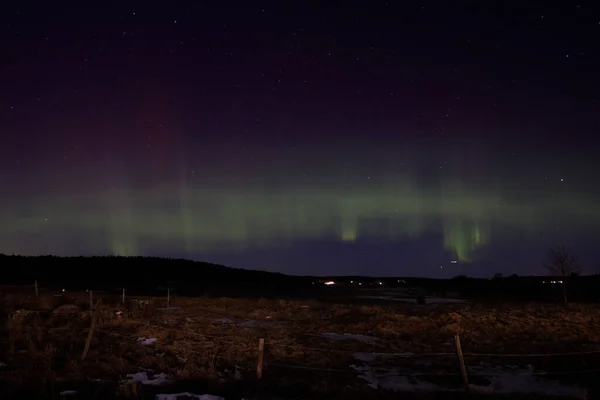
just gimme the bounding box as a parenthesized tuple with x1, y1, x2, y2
(1, 2, 599, 277)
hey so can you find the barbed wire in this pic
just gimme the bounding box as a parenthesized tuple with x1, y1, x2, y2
(8, 306, 600, 359)
(6, 288, 600, 361)
(136, 321, 600, 359)
(264, 341, 456, 356)
(94, 328, 600, 379)
(463, 349, 600, 357)
(5, 317, 600, 387)
(267, 363, 600, 377)
(120, 319, 600, 359)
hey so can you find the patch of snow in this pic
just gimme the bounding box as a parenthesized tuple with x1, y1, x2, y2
(137, 337, 158, 345)
(355, 295, 466, 304)
(426, 297, 467, 304)
(127, 371, 171, 386)
(352, 365, 439, 391)
(60, 390, 77, 396)
(185, 317, 195, 322)
(88, 378, 108, 383)
(468, 364, 585, 397)
(238, 319, 278, 328)
(323, 333, 379, 344)
(215, 317, 279, 328)
(351, 363, 584, 396)
(155, 394, 224, 400)
(116, 311, 123, 315)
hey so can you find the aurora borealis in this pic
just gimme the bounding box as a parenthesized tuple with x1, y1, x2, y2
(3, 157, 599, 276)
(2, 2, 599, 276)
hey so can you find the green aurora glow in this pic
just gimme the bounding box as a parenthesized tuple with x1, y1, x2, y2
(2, 184, 598, 263)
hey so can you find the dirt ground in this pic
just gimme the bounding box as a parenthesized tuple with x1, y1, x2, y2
(1, 289, 599, 399)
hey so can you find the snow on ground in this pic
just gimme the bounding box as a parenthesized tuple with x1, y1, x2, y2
(352, 365, 440, 391)
(237, 319, 279, 328)
(351, 361, 585, 397)
(127, 371, 171, 386)
(356, 295, 466, 304)
(59, 390, 77, 396)
(322, 333, 379, 344)
(138, 337, 158, 345)
(468, 364, 585, 396)
(423, 297, 467, 304)
(214, 317, 280, 328)
(155, 394, 224, 400)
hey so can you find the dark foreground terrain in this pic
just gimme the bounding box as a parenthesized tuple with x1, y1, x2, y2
(1, 287, 600, 399)
(1, 255, 600, 399)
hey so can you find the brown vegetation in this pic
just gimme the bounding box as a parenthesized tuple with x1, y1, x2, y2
(1, 288, 600, 399)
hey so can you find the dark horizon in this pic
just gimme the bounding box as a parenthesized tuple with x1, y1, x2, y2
(2, 2, 599, 277)
(0, 251, 594, 280)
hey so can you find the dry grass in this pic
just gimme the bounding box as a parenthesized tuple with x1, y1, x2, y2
(2, 288, 600, 398)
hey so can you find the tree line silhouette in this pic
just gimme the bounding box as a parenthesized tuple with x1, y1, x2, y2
(0, 254, 304, 295)
(1, 248, 598, 302)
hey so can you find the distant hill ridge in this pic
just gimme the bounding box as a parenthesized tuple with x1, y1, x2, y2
(0, 254, 295, 287)
(3, 254, 600, 302)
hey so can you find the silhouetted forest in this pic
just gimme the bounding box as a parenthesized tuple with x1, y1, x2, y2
(0, 254, 312, 297)
(2, 254, 600, 302)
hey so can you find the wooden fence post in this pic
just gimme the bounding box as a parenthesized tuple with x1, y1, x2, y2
(124, 380, 139, 398)
(167, 288, 170, 308)
(82, 310, 98, 360)
(34, 280, 39, 297)
(256, 338, 265, 379)
(454, 333, 469, 392)
(7, 312, 14, 355)
(122, 288, 126, 304)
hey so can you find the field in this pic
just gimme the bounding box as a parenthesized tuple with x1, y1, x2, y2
(1, 286, 599, 399)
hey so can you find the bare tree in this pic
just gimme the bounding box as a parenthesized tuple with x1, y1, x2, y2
(544, 245, 582, 304)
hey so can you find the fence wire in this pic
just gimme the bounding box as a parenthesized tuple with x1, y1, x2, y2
(4, 287, 600, 386)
